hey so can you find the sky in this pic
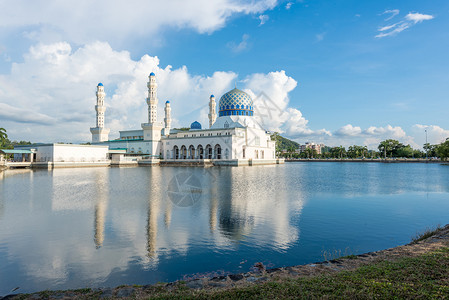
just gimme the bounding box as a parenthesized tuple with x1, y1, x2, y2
(0, 0, 448, 149)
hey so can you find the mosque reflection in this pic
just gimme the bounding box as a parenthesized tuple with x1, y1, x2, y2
(141, 166, 304, 261)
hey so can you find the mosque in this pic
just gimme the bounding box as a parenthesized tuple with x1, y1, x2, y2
(91, 72, 281, 166)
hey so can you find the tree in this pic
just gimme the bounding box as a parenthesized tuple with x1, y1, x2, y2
(378, 139, 403, 158)
(0, 128, 7, 147)
(436, 138, 449, 161)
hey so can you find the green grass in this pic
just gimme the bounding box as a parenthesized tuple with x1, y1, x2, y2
(145, 248, 449, 299)
(411, 224, 443, 244)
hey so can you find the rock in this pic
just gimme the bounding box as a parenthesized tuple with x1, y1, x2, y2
(115, 287, 135, 298)
(228, 274, 244, 281)
(100, 288, 113, 298)
(208, 282, 227, 288)
(186, 280, 203, 289)
(246, 276, 256, 282)
(255, 277, 268, 282)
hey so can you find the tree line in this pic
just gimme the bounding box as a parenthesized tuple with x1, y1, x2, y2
(276, 137, 449, 161)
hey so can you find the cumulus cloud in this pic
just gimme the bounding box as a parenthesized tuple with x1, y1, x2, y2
(335, 124, 362, 136)
(376, 10, 434, 38)
(0, 0, 278, 45)
(0, 41, 313, 143)
(413, 124, 449, 145)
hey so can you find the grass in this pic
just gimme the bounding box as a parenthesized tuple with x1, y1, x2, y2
(144, 248, 449, 299)
(411, 224, 443, 244)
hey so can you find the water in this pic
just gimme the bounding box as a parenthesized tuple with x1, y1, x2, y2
(0, 162, 448, 295)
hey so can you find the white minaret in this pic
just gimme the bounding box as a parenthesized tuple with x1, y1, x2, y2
(141, 72, 162, 158)
(146, 72, 158, 124)
(90, 83, 110, 143)
(164, 100, 171, 136)
(208, 94, 217, 128)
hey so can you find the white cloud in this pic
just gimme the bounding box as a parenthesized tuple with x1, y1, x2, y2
(285, 2, 293, 10)
(335, 124, 362, 136)
(0, 41, 238, 142)
(227, 34, 251, 53)
(315, 32, 326, 42)
(405, 12, 434, 23)
(376, 10, 434, 38)
(258, 14, 269, 26)
(382, 9, 400, 21)
(0, 0, 278, 45)
(413, 124, 449, 145)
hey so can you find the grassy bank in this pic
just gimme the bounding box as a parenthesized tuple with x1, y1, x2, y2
(143, 248, 449, 299)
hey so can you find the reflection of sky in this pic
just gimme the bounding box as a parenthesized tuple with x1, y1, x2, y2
(0, 163, 449, 295)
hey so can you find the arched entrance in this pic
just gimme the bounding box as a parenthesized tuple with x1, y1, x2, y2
(214, 144, 222, 159)
(180, 145, 187, 159)
(173, 146, 179, 159)
(188, 145, 195, 159)
(205, 144, 213, 159)
(197, 145, 204, 159)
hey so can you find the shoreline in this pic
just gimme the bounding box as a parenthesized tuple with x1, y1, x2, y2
(3, 224, 449, 299)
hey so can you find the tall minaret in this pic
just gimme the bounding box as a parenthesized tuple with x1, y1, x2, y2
(141, 72, 162, 157)
(164, 101, 171, 136)
(90, 83, 110, 143)
(208, 94, 217, 128)
(146, 72, 158, 124)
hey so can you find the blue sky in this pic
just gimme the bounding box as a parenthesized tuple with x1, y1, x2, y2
(0, 0, 448, 149)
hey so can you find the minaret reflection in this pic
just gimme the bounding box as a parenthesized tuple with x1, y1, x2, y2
(164, 200, 172, 229)
(209, 181, 218, 232)
(94, 169, 109, 248)
(147, 167, 162, 258)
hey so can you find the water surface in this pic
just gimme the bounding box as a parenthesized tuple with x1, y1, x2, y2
(0, 163, 448, 295)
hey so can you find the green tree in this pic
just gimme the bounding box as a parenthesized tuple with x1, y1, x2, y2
(378, 139, 403, 158)
(436, 138, 449, 161)
(0, 128, 7, 147)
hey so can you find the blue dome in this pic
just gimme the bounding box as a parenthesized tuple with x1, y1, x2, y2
(165, 100, 170, 104)
(190, 121, 202, 130)
(150, 72, 155, 76)
(98, 83, 103, 86)
(218, 88, 254, 117)
(210, 94, 215, 98)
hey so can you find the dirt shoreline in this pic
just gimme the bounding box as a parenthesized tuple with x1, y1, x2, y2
(3, 224, 449, 299)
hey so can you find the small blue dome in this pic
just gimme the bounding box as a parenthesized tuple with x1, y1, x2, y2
(210, 94, 215, 98)
(150, 72, 155, 76)
(165, 100, 170, 104)
(98, 83, 103, 86)
(190, 121, 202, 130)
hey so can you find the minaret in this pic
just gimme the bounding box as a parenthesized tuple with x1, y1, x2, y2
(90, 83, 110, 143)
(208, 94, 217, 128)
(141, 72, 162, 158)
(164, 101, 171, 136)
(146, 72, 158, 124)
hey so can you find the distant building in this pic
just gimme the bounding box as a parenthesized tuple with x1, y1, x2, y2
(299, 142, 325, 155)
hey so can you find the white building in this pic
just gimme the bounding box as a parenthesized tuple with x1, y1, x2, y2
(94, 73, 280, 166)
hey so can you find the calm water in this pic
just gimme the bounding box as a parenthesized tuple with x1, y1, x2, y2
(1, 163, 449, 295)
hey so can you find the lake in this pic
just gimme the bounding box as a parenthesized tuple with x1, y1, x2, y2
(1, 162, 448, 295)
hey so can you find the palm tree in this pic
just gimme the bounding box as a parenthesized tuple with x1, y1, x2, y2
(0, 128, 7, 147)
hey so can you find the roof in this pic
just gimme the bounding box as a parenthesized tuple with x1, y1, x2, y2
(0, 149, 33, 154)
(98, 83, 103, 86)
